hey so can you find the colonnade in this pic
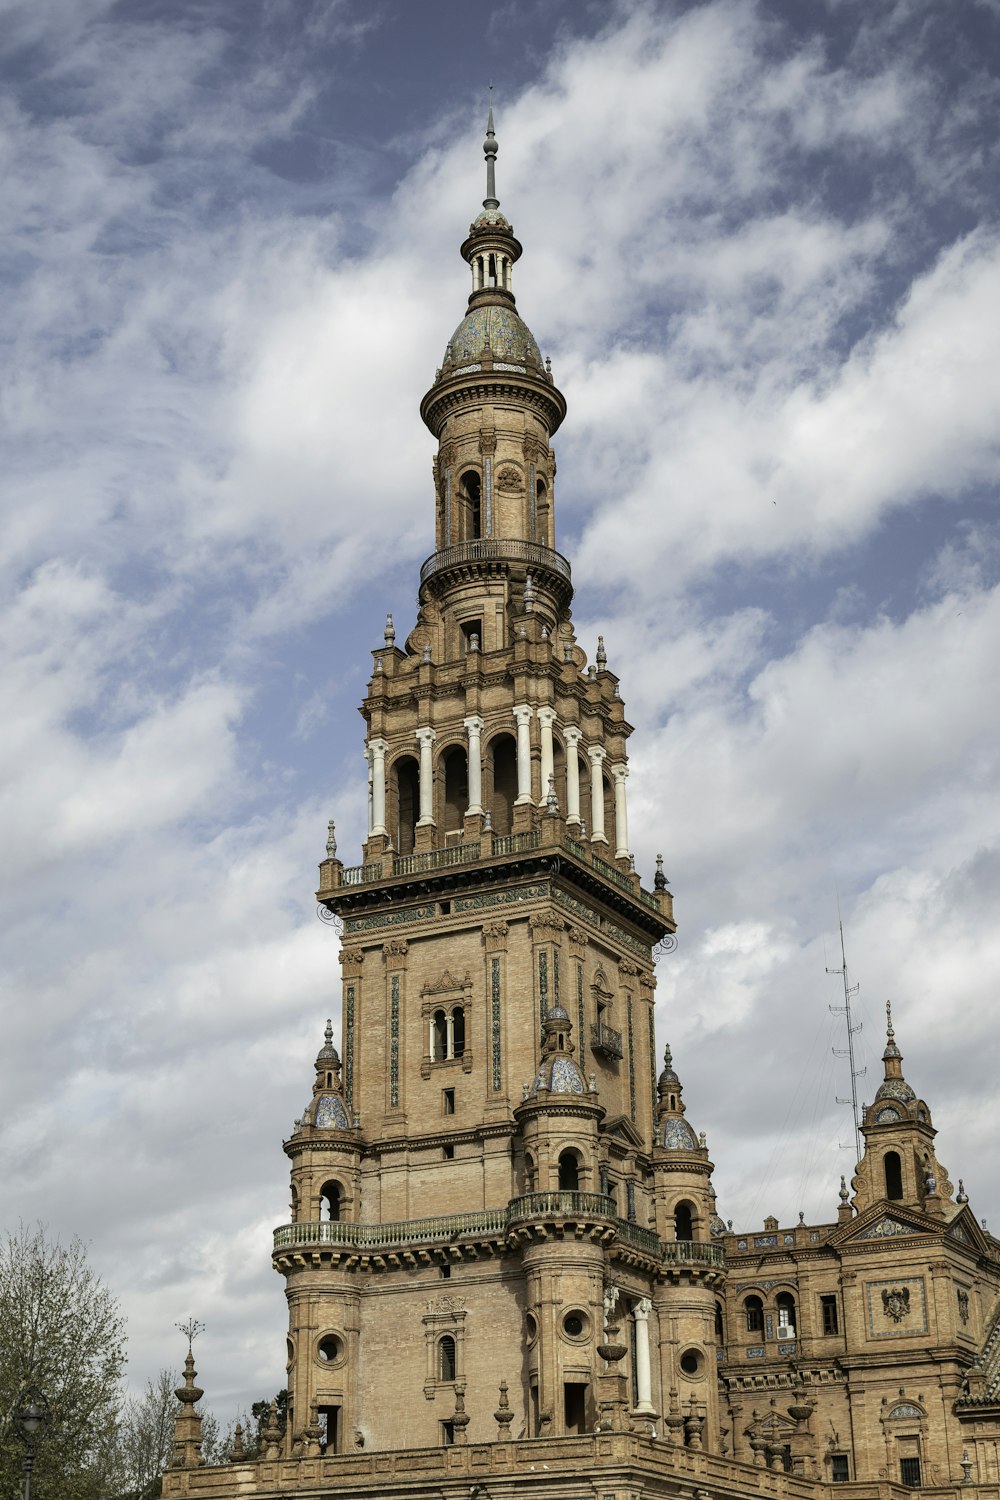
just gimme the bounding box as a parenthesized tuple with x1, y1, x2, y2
(365, 705, 630, 859)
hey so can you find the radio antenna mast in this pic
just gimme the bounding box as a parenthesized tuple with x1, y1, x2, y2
(827, 917, 864, 1164)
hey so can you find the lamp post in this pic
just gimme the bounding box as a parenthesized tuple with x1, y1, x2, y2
(16, 1388, 51, 1500)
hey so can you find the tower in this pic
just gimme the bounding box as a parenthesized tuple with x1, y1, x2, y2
(272, 108, 709, 1457)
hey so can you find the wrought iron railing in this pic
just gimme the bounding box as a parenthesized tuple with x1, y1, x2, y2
(419, 539, 572, 588)
(591, 853, 634, 893)
(590, 1021, 624, 1060)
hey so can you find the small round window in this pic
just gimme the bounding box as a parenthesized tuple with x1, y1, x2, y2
(317, 1334, 344, 1363)
(525, 1313, 538, 1344)
(679, 1348, 703, 1377)
(562, 1310, 589, 1340)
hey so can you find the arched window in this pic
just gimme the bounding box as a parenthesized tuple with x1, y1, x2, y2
(776, 1292, 797, 1332)
(745, 1296, 764, 1334)
(674, 1201, 694, 1241)
(452, 1006, 465, 1058)
(489, 734, 517, 834)
(524, 1151, 536, 1192)
(394, 756, 419, 856)
(603, 773, 616, 851)
(715, 1301, 725, 1340)
(558, 1151, 580, 1192)
(320, 1181, 342, 1222)
(443, 745, 469, 833)
(432, 1009, 448, 1062)
(459, 471, 482, 540)
(885, 1150, 904, 1200)
(439, 1334, 456, 1382)
(535, 478, 550, 545)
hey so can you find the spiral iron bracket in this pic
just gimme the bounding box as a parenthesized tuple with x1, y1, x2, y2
(317, 904, 343, 934)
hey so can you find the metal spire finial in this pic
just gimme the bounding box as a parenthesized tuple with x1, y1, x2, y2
(176, 1317, 205, 1355)
(324, 1018, 334, 1048)
(885, 998, 894, 1041)
(483, 85, 499, 210)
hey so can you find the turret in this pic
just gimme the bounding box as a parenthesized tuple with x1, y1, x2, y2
(851, 1002, 953, 1218)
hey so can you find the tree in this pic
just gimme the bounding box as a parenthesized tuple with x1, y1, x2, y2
(115, 1370, 176, 1500)
(0, 1224, 127, 1500)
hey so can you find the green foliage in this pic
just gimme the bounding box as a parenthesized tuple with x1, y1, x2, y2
(0, 1224, 127, 1500)
(115, 1369, 176, 1500)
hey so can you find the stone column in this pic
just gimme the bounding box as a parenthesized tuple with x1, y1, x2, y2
(366, 749, 374, 835)
(536, 706, 556, 807)
(588, 745, 607, 843)
(446, 1011, 455, 1060)
(633, 1298, 655, 1414)
(612, 764, 630, 860)
(564, 727, 582, 825)
(370, 738, 388, 837)
(513, 705, 534, 804)
(416, 727, 436, 827)
(464, 715, 484, 816)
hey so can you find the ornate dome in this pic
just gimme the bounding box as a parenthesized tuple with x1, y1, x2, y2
(875, 1078, 916, 1104)
(445, 304, 542, 371)
(470, 206, 512, 233)
(315, 1018, 340, 1070)
(661, 1117, 699, 1151)
(313, 1092, 351, 1130)
(530, 1054, 586, 1096)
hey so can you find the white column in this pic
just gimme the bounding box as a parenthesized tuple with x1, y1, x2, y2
(537, 706, 556, 807)
(464, 715, 484, 816)
(428, 1017, 436, 1060)
(588, 745, 607, 843)
(612, 764, 630, 860)
(366, 749, 374, 835)
(416, 727, 436, 827)
(370, 738, 388, 837)
(564, 727, 582, 824)
(513, 705, 533, 804)
(446, 1012, 455, 1061)
(633, 1298, 655, 1413)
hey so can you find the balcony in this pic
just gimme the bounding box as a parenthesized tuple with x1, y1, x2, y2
(419, 538, 572, 591)
(506, 1190, 617, 1225)
(590, 1020, 624, 1060)
(661, 1238, 726, 1268)
(273, 1209, 508, 1254)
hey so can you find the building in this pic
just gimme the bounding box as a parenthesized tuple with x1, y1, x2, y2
(163, 112, 1000, 1500)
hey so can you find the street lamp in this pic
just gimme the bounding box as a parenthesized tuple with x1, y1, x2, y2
(16, 1388, 51, 1500)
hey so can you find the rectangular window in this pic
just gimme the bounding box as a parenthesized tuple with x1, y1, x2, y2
(442, 1143, 455, 1160)
(441, 1420, 455, 1446)
(442, 1088, 455, 1115)
(317, 1405, 340, 1455)
(900, 1458, 922, 1488)
(460, 619, 482, 653)
(831, 1455, 850, 1483)
(439, 1263, 451, 1279)
(564, 1382, 588, 1435)
(821, 1294, 839, 1335)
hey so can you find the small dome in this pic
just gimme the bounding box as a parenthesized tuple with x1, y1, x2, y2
(445, 304, 542, 371)
(546, 1002, 570, 1022)
(530, 1055, 586, 1097)
(316, 1019, 340, 1070)
(471, 207, 512, 233)
(661, 1117, 698, 1151)
(874, 1078, 916, 1104)
(313, 1093, 351, 1130)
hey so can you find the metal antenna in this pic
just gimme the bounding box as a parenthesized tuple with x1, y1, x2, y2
(827, 917, 864, 1163)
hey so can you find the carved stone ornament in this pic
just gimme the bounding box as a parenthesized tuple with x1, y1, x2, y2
(482, 921, 509, 947)
(529, 913, 566, 935)
(478, 430, 497, 455)
(339, 948, 365, 968)
(957, 1288, 970, 1324)
(496, 464, 522, 491)
(423, 970, 469, 995)
(566, 925, 588, 948)
(383, 939, 409, 960)
(882, 1287, 911, 1323)
(618, 958, 640, 977)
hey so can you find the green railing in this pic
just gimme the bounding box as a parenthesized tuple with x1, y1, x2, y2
(507, 1191, 618, 1223)
(591, 853, 634, 893)
(394, 842, 481, 876)
(565, 837, 588, 859)
(274, 1211, 725, 1267)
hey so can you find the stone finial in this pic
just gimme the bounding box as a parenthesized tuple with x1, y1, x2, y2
(469, 632, 480, 652)
(326, 819, 337, 858)
(231, 1423, 244, 1459)
(546, 775, 559, 815)
(452, 1384, 470, 1443)
(375, 655, 383, 673)
(839, 1175, 850, 1204)
(170, 1322, 205, 1470)
(545, 355, 552, 375)
(596, 635, 607, 668)
(957, 1178, 969, 1204)
(261, 1400, 283, 1460)
(494, 1379, 513, 1440)
(483, 809, 492, 830)
(540, 623, 548, 640)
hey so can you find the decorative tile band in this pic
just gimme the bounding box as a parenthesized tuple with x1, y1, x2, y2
(529, 461, 536, 540)
(604, 919, 652, 961)
(455, 884, 548, 914)
(491, 957, 502, 1092)
(538, 950, 548, 1026)
(577, 962, 585, 1070)
(627, 994, 636, 1121)
(345, 983, 356, 1109)
(445, 469, 452, 547)
(485, 455, 492, 537)
(345, 903, 436, 935)
(390, 974, 400, 1109)
(648, 1008, 657, 1126)
(553, 888, 596, 925)
(553, 948, 560, 1007)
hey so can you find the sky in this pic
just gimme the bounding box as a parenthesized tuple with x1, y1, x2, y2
(2, 0, 999, 1420)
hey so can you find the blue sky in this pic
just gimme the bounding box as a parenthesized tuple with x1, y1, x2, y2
(2, 0, 1000, 1418)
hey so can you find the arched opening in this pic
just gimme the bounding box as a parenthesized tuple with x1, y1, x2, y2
(603, 773, 616, 850)
(459, 470, 482, 540)
(438, 1334, 456, 1382)
(558, 1150, 580, 1192)
(320, 1181, 342, 1222)
(536, 478, 550, 546)
(452, 1006, 465, 1058)
(394, 755, 419, 855)
(674, 1201, 695, 1241)
(885, 1150, 904, 1200)
(715, 1301, 725, 1340)
(551, 737, 566, 814)
(432, 1009, 448, 1062)
(290, 1184, 299, 1222)
(488, 252, 498, 287)
(776, 1292, 797, 1333)
(489, 733, 517, 834)
(442, 745, 469, 834)
(524, 1150, 536, 1192)
(744, 1296, 764, 1335)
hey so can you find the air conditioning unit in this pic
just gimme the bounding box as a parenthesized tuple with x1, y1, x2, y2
(776, 1325, 796, 1341)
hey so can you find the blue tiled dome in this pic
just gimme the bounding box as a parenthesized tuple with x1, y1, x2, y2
(874, 1078, 915, 1104)
(446, 304, 542, 370)
(313, 1093, 351, 1130)
(531, 1055, 586, 1097)
(661, 1117, 698, 1151)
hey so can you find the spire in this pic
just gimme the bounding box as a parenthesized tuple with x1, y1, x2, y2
(483, 86, 499, 209)
(874, 1000, 915, 1103)
(656, 1043, 701, 1151)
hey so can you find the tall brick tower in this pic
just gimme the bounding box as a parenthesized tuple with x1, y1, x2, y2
(271, 108, 726, 1458)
